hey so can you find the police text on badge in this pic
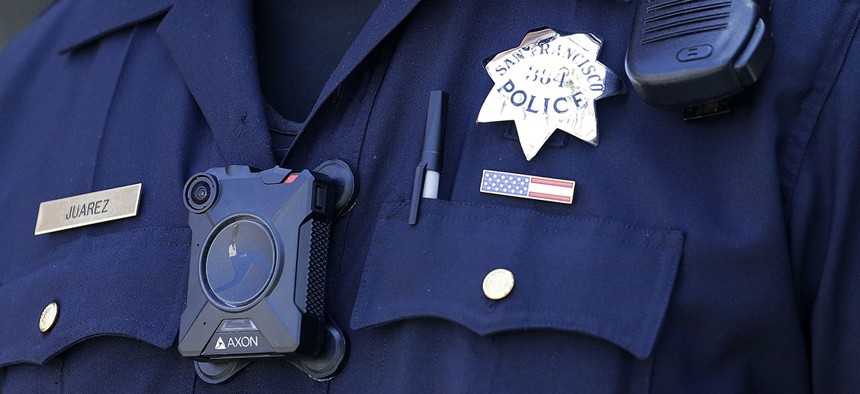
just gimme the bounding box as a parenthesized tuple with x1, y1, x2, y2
(477, 28, 625, 160)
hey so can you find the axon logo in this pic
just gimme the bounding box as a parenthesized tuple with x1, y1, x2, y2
(214, 335, 259, 350)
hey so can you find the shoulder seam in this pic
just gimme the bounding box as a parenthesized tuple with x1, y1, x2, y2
(786, 5, 860, 215)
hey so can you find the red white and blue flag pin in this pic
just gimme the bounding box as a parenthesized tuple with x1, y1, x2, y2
(480, 169, 575, 204)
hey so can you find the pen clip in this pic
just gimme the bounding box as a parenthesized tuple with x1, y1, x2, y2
(408, 162, 427, 225)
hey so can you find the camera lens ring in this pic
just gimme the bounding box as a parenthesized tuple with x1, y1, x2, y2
(184, 173, 219, 213)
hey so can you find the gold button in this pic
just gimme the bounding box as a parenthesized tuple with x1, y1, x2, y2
(39, 302, 58, 333)
(483, 268, 514, 300)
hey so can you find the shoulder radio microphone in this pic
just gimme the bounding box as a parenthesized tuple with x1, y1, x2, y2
(625, 0, 773, 119)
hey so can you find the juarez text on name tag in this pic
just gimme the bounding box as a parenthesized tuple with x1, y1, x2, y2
(65, 199, 110, 220)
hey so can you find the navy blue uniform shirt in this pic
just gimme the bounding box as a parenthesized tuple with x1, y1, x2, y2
(1, 0, 859, 392)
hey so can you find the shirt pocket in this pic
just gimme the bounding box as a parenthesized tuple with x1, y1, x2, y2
(350, 199, 684, 393)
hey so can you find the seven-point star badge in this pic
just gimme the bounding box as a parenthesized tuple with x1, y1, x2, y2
(477, 28, 625, 161)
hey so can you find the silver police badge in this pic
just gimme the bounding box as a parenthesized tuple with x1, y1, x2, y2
(477, 28, 625, 160)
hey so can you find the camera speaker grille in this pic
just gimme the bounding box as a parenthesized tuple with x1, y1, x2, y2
(306, 220, 330, 317)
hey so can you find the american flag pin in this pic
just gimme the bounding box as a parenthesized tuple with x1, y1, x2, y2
(479, 169, 575, 204)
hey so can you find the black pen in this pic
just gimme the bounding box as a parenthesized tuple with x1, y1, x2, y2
(409, 90, 448, 225)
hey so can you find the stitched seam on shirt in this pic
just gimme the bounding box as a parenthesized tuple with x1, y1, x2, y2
(353, 306, 650, 356)
(4, 241, 189, 288)
(354, 231, 678, 358)
(787, 8, 860, 212)
(161, 251, 186, 354)
(641, 248, 682, 360)
(404, 200, 683, 236)
(57, 5, 172, 54)
(331, 38, 398, 314)
(365, 307, 642, 335)
(86, 26, 137, 193)
(3, 319, 171, 366)
(20, 226, 189, 259)
(382, 215, 682, 251)
(3, 228, 189, 284)
(784, 4, 860, 328)
(356, 246, 678, 343)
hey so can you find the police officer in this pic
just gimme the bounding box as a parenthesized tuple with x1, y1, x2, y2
(1, 0, 858, 392)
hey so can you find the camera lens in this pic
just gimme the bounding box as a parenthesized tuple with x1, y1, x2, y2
(192, 183, 210, 205)
(202, 217, 277, 310)
(184, 173, 219, 213)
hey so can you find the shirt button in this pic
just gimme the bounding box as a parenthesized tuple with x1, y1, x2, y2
(483, 268, 515, 300)
(39, 302, 59, 333)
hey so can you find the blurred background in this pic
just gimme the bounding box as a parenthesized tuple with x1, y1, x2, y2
(0, 0, 55, 52)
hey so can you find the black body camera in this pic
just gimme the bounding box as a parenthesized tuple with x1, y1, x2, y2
(178, 162, 355, 384)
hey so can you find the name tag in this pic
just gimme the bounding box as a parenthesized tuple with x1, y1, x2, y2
(35, 183, 142, 235)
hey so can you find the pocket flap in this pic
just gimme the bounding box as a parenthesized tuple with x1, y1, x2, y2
(351, 199, 684, 359)
(0, 228, 190, 367)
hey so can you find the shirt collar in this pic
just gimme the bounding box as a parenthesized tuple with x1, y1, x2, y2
(57, 0, 423, 168)
(58, 0, 173, 54)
